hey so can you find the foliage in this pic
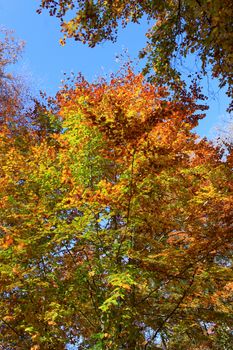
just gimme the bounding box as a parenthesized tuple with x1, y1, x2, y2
(0, 28, 24, 72)
(0, 28, 31, 128)
(214, 116, 233, 156)
(0, 68, 232, 349)
(38, 0, 233, 110)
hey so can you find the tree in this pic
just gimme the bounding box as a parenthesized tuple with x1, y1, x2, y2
(0, 68, 232, 349)
(214, 116, 233, 151)
(0, 28, 34, 156)
(0, 29, 26, 118)
(38, 0, 233, 110)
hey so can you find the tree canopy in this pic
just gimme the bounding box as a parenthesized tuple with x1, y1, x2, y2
(1, 66, 232, 349)
(38, 0, 233, 110)
(0, 29, 26, 121)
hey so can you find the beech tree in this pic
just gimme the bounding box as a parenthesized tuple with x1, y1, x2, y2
(38, 0, 233, 110)
(0, 68, 232, 349)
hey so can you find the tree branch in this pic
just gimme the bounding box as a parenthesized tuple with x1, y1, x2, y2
(144, 268, 198, 349)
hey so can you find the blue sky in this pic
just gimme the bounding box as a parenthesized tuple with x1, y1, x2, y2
(0, 0, 230, 138)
